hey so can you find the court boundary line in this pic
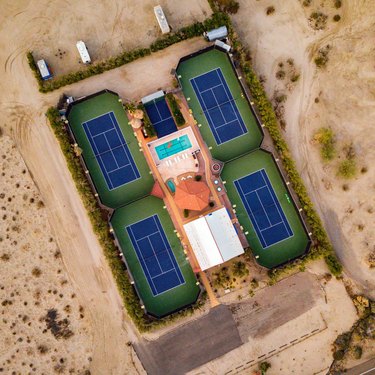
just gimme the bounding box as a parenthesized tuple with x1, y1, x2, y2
(189, 67, 248, 146)
(125, 214, 185, 297)
(233, 168, 294, 249)
(82, 111, 141, 191)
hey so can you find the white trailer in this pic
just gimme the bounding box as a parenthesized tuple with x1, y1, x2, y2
(154, 5, 170, 34)
(36, 59, 53, 80)
(76, 41, 91, 64)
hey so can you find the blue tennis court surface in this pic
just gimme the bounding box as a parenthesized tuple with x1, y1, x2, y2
(126, 215, 185, 296)
(234, 169, 293, 248)
(190, 68, 248, 145)
(145, 98, 177, 138)
(83, 112, 140, 190)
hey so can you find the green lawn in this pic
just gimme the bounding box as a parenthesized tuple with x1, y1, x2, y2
(110, 196, 200, 317)
(176, 48, 263, 162)
(67, 91, 154, 208)
(222, 150, 310, 268)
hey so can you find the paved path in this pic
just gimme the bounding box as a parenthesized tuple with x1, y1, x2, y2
(345, 359, 375, 375)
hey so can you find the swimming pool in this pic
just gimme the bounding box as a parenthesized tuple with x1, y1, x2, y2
(166, 179, 176, 193)
(155, 134, 192, 160)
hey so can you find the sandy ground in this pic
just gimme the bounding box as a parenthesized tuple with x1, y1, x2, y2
(231, 0, 375, 297)
(0, 135, 93, 374)
(0, 0, 210, 374)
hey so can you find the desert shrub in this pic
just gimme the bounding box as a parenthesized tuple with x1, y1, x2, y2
(166, 93, 185, 126)
(309, 11, 328, 30)
(232, 261, 249, 278)
(213, 0, 240, 14)
(325, 254, 343, 277)
(213, 267, 231, 288)
(275, 70, 286, 80)
(352, 345, 362, 359)
(266, 6, 275, 15)
(337, 159, 356, 179)
(314, 46, 331, 68)
(333, 349, 345, 360)
(259, 361, 271, 373)
(333, 14, 341, 22)
(314, 127, 336, 161)
(31, 267, 42, 277)
(291, 73, 300, 82)
(302, 0, 312, 6)
(334, 0, 342, 9)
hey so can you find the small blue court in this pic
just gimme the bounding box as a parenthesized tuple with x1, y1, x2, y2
(144, 98, 178, 138)
(234, 169, 293, 248)
(82, 112, 140, 190)
(190, 68, 248, 145)
(126, 215, 185, 296)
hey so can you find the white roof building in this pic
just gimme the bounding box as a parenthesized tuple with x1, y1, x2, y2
(183, 207, 244, 271)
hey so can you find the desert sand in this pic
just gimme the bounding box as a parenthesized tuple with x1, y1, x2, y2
(232, 0, 375, 298)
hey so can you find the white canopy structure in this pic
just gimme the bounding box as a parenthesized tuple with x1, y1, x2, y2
(183, 207, 244, 271)
(204, 26, 228, 42)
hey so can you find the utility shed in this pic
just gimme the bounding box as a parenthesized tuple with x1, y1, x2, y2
(183, 207, 244, 271)
(204, 26, 228, 41)
(76, 41, 91, 64)
(154, 5, 170, 34)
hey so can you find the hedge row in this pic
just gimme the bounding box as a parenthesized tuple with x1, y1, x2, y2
(224, 23, 342, 279)
(166, 93, 185, 126)
(46, 108, 204, 331)
(137, 103, 156, 137)
(28, 12, 230, 93)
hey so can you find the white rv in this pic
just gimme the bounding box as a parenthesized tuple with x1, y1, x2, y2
(76, 41, 91, 64)
(154, 5, 170, 34)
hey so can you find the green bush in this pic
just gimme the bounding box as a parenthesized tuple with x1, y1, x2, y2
(137, 103, 156, 137)
(166, 93, 185, 126)
(337, 159, 356, 179)
(259, 361, 271, 374)
(314, 127, 336, 161)
(29, 12, 229, 93)
(212, 0, 239, 14)
(353, 345, 362, 359)
(232, 261, 249, 278)
(333, 14, 341, 22)
(325, 254, 343, 277)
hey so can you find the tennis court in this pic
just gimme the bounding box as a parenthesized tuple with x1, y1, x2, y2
(83, 111, 140, 190)
(190, 68, 248, 145)
(144, 98, 177, 138)
(234, 169, 293, 248)
(126, 215, 185, 296)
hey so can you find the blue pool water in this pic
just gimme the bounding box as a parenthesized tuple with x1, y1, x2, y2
(155, 134, 192, 160)
(167, 179, 176, 193)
